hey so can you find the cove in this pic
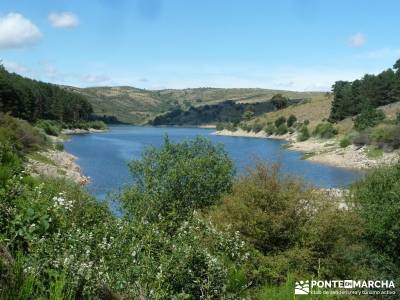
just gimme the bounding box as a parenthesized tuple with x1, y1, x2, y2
(64, 126, 362, 199)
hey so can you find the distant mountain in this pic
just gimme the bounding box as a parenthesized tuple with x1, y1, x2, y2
(64, 86, 324, 124)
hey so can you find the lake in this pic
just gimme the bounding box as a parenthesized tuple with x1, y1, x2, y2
(64, 126, 362, 199)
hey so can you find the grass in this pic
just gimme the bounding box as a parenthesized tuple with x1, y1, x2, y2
(247, 94, 331, 130)
(365, 146, 384, 159)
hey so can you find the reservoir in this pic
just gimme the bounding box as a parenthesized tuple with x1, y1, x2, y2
(64, 126, 362, 199)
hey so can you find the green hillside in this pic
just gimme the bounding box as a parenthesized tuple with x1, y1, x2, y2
(65, 86, 324, 124)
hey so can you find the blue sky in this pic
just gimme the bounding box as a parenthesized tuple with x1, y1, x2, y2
(1, 0, 400, 91)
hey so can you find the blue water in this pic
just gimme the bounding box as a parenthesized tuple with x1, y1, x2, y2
(64, 126, 362, 199)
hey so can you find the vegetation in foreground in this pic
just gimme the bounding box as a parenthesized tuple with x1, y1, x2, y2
(1, 115, 400, 299)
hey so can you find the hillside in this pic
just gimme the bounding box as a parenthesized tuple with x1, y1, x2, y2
(244, 93, 332, 129)
(65, 86, 324, 124)
(150, 98, 304, 126)
(0, 67, 93, 123)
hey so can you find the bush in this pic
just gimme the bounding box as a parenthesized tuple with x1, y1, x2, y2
(124, 136, 234, 221)
(286, 114, 297, 127)
(216, 123, 224, 131)
(276, 123, 288, 135)
(350, 162, 400, 273)
(312, 122, 338, 139)
(239, 123, 252, 132)
(274, 116, 286, 128)
(0, 114, 47, 153)
(340, 136, 351, 148)
(297, 125, 310, 141)
(54, 143, 64, 151)
(396, 112, 400, 124)
(242, 110, 255, 121)
(352, 132, 371, 147)
(371, 124, 400, 151)
(354, 108, 385, 131)
(252, 123, 263, 133)
(88, 120, 107, 130)
(0, 137, 253, 299)
(207, 164, 364, 282)
(264, 123, 275, 135)
(271, 94, 289, 109)
(0, 142, 22, 184)
(35, 120, 62, 136)
(225, 122, 237, 132)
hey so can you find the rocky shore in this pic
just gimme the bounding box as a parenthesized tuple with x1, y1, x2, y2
(213, 129, 399, 169)
(26, 150, 90, 185)
(61, 128, 107, 135)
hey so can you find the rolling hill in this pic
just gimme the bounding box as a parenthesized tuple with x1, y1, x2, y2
(64, 86, 325, 124)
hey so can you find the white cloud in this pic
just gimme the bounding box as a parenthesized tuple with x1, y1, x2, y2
(48, 12, 79, 28)
(0, 13, 42, 49)
(350, 32, 366, 48)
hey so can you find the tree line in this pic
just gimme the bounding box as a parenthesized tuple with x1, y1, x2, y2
(0, 65, 93, 123)
(329, 58, 400, 121)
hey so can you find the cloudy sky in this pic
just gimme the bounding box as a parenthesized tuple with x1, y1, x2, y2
(1, 0, 400, 91)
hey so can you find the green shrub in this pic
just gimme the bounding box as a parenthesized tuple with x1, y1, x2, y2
(264, 123, 276, 135)
(303, 119, 310, 125)
(286, 114, 297, 127)
(216, 123, 225, 131)
(354, 108, 385, 131)
(0, 114, 47, 153)
(312, 122, 338, 139)
(252, 123, 263, 133)
(396, 112, 400, 124)
(340, 136, 351, 148)
(297, 125, 310, 141)
(124, 136, 234, 221)
(88, 120, 107, 130)
(240, 123, 252, 132)
(222, 122, 236, 132)
(55, 143, 64, 151)
(35, 120, 62, 136)
(371, 124, 400, 151)
(352, 131, 371, 146)
(274, 116, 286, 128)
(271, 94, 289, 109)
(350, 162, 400, 274)
(0, 142, 22, 184)
(1, 138, 253, 299)
(242, 110, 255, 121)
(207, 164, 364, 282)
(276, 123, 288, 135)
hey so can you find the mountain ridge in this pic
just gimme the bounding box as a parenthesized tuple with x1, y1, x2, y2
(63, 85, 325, 124)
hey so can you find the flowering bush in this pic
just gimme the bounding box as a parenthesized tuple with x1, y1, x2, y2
(1, 135, 255, 299)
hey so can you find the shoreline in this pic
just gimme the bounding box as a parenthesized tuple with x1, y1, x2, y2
(26, 150, 90, 186)
(213, 129, 398, 170)
(61, 128, 108, 135)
